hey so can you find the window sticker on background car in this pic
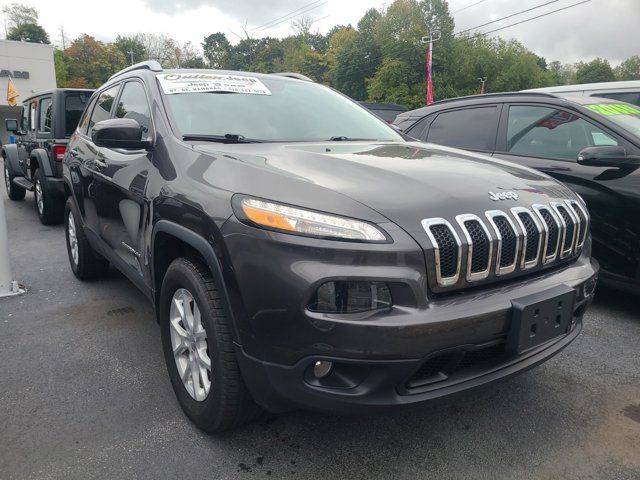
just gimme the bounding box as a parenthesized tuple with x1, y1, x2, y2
(586, 103, 640, 116)
(156, 73, 272, 96)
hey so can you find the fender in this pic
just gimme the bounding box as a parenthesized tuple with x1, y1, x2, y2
(30, 148, 54, 177)
(151, 220, 239, 341)
(2, 144, 22, 176)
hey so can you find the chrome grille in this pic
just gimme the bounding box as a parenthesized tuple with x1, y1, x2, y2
(423, 199, 589, 289)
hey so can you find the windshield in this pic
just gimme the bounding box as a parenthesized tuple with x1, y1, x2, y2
(585, 102, 640, 137)
(159, 73, 403, 142)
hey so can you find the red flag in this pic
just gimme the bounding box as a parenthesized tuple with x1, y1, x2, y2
(426, 41, 433, 106)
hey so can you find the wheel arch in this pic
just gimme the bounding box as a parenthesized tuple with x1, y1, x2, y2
(30, 148, 53, 177)
(151, 220, 240, 340)
(2, 144, 21, 174)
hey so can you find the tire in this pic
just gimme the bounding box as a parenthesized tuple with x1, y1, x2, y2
(64, 197, 109, 280)
(160, 257, 261, 433)
(3, 159, 26, 201)
(34, 168, 63, 225)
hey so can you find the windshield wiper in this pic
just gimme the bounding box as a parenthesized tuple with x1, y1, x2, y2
(182, 134, 262, 144)
(328, 136, 376, 141)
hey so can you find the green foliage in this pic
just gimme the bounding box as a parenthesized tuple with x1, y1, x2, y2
(62, 35, 126, 88)
(615, 56, 640, 81)
(6, 22, 50, 43)
(21, 0, 636, 105)
(575, 58, 616, 84)
(114, 35, 147, 65)
(54, 49, 68, 87)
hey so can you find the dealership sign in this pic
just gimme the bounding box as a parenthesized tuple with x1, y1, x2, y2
(0, 70, 29, 79)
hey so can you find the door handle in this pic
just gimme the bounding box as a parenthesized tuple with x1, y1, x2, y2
(69, 148, 79, 157)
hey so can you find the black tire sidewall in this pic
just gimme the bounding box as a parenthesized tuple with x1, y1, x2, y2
(4, 160, 25, 201)
(159, 259, 228, 428)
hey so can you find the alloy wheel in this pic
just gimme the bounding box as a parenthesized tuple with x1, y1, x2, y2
(4, 163, 9, 192)
(35, 177, 43, 215)
(67, 212, 79, 266)
(169, 288, 212, 401)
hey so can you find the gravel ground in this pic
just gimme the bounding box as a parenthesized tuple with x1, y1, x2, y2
(1, 180, 639, 480)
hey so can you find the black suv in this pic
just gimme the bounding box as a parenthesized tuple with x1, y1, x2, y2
(63, 62, 597, 432)
(395, 93, 640, 292)
(2, 88, 93, 224)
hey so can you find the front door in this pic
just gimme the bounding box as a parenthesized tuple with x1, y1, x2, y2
(90, 80, 154, 285)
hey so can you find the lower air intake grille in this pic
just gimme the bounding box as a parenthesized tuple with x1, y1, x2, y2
(429, 224, 458, 278)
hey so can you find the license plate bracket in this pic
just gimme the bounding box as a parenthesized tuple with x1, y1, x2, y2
(507, 284, 575, 355)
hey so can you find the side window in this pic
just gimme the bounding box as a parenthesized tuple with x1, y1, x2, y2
(507, 105, 619, 160)
(115, 82, 152, 140)
(78, 97, 98, 136)
(427, 107, 498, 151)
(596, 92, 640, 107)
(406, 115, 435, 140)
(29, 102, 37, 131)
(21, 105, 29, 131)
(38, 97, 53, 133)
(88, 85, 120, 135)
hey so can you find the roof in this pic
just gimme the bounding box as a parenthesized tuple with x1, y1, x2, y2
(23, 88, 94, 102)
(523, 80, 640, 94)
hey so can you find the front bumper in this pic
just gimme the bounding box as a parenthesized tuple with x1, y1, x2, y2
(221, 217, 598, 413)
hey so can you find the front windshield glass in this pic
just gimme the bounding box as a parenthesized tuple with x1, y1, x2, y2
(585, 102, 640, 137)
(159, 73, 403, 142)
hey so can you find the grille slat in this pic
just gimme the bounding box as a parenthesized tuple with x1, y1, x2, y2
(423, 199, 588, 290)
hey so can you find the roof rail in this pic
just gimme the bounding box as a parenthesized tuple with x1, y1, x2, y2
(430, 91, 559, 106)
(109, 60, 163, 81)
(271, 72, 313, 82)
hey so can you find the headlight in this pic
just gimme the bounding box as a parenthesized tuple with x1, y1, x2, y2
(235, 196, 388, 242)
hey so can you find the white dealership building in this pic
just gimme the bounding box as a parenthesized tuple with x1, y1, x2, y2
(0, 39, 56, 144)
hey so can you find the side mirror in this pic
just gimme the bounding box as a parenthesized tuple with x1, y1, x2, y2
(91, 118, 152, 150)
(5, 118, 19, 133)
(577, 146, 640, 168)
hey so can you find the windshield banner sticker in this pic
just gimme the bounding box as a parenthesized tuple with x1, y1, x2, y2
(586, 103, 640, 116)
(156, 73, 272, 95)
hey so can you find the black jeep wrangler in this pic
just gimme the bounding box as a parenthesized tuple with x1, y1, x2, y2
(63, 62, 598, 432)
(2, 88, 93, 224)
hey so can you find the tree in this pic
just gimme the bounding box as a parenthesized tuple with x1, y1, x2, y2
(367, 58, 424, 108)
(2, 2, 38, 30)
(6, 22, 50, 43)
(202, 32, 232, 68)
(63, 35, 126, 88)
(115, 35, 147, 65)
(547, 60, 575, 86)
(54, 49, 68, 87)
(575, 58, 616, 84)
(615, 55, 640, 81)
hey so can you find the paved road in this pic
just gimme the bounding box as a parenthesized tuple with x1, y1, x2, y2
(1, 181, 639, 480)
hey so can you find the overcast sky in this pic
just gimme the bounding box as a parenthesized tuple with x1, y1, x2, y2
(7, 0, 638, 65)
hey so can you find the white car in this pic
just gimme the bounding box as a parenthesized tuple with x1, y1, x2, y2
(523, 80, 640, 106)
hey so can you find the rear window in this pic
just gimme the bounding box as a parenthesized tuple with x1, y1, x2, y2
(65, 93, 91, 137)
(427, 107, 498, 151)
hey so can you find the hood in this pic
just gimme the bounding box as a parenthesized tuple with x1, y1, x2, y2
(191, 141, 575, 237)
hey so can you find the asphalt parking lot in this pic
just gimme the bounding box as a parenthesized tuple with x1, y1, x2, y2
(1, 183, 639, 480)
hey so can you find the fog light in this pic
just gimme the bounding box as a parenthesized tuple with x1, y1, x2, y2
(307, 281, 392, 313)
(313, 361, 334, 379)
